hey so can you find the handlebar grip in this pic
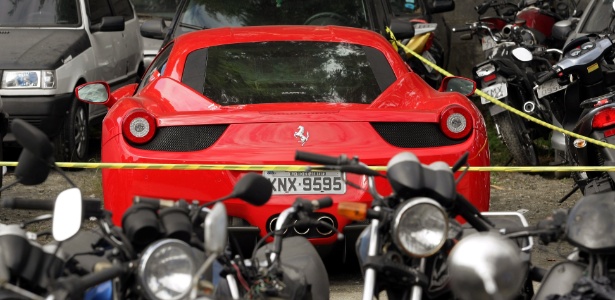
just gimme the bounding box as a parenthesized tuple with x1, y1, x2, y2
(133, 196, 175, 208)
(296, 197, 333, 212)
(0, 198, 54, 210)
(295, 151, 342, 165)
(58, 264, 126, 297)
(83, 198, 104, 218)
(452, 25, 473, 33)
(535, 69, 557, 86)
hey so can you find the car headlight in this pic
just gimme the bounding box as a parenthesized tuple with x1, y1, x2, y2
(392, 198, 448, 257)
(138, 239, 196, 300)
(1, 70, 56, 89)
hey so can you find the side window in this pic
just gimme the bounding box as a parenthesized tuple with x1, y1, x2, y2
(138, 43, 174, 91)
(86, 0, 112, 24)
(110, 0, 135, 20)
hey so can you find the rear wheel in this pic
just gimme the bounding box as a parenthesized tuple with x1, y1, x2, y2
(54, 98, 89, 162)
(493, 112, 539, 166)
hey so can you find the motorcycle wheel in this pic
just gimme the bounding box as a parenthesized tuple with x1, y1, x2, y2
(492, 112, 539, 166)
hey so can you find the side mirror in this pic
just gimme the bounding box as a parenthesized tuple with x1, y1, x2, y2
(439, 77, 477, 97)
(228, 173, 272, 206)
(552, 20, 573, 41)
(75, 82, 111, 104)
(204, 202, 227, 255)
(430, 0, 455, 14)
(141, 19, 168, 40)
(12, 119, 53, 185)
(91, 16, 125, 33)
(52, 188, 83, 241)
(573, 9, 583, 18)
(389, 18, 415, 40)
(448, 233, 527, 300)
(511, 47, 533, 62)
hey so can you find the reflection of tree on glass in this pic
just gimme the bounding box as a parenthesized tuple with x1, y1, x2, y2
(0, 0, 79, 26)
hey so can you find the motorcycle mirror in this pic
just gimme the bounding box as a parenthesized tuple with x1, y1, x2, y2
(75, 82, 111, 104)
(204, 202, 227, 255)
(228, 173, 272, 206)
(511, 47, 533, 62)
(439, 77, 477, 97)
(448, 232, 527, 300)
(52, 188, 83, 242)
(12, 119, 53, 185)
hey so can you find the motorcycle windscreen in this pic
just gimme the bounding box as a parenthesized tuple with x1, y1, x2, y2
(566, 191, 615, 253)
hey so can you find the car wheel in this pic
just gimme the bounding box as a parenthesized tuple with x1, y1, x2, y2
(55, 99, 89, 162)
(493, 112, 539, 166)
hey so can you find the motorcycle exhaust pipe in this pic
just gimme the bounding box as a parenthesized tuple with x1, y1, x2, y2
(316, 216, 335, 236)
(293, 220, 310, 235)
(268, 217, 287, 234)
(523, 101, 536, 114)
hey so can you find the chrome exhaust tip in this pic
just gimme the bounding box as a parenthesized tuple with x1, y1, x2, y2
(293, 220, 310, 235)
(269, 217, 287, 234)
(523, 101, 536, 113)
(316, 216, 335, 236)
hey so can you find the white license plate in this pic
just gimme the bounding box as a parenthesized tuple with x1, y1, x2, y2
(536, 78, 567, 99)
(413, 23, 437, 35)
(480, 82, 508, 104)
(422, 51, 436, 73)
(481, 36, 498, 51)
(263, 171, 346, 195)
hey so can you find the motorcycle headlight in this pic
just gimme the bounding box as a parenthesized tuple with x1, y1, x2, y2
(392, 198, 448, 257)
(138, 239, 196, 300)
(1, 70, 56, 89)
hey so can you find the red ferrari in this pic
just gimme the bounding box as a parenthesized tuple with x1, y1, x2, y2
(75, 25, 490, 250)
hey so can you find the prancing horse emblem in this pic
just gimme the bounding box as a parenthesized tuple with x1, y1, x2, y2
(294, 126, 309, 146)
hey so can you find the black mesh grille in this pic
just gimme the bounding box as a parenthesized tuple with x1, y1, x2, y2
(371, 122, 467, 148)
(130, 125, 229, 152)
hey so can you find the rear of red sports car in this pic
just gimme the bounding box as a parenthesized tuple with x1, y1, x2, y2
(94, 26, 490, 250)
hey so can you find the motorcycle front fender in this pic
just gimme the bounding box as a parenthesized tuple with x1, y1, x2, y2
(533, 261, 585, 300)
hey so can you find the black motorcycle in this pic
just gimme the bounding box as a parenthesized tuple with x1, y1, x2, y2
(534, 33, 615, 196)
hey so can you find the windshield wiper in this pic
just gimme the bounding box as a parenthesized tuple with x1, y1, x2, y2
(178, 22, 207, 30)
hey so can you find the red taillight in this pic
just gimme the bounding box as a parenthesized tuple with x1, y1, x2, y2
(593, 108, 615, 130)
(483, 73, 497, 82)
(122, 110, 156, 144)
(440, 105, 473, 139)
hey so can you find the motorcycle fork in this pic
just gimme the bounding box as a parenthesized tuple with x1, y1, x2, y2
(362, 208, 380, 300)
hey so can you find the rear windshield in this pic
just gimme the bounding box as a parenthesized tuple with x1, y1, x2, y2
(176, 0, 369, 35)
(0, 0, 80, 27)
(197, 41, 392, 105)
(580, 0, 615, 33)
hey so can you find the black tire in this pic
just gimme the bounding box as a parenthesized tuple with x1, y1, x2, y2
(492, 112, 539, 166)
(54, 99, 89, 162)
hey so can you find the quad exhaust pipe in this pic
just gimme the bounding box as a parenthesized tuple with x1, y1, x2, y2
(523, 101, 536, 114)
(268, 215, 336, 236)
(316, 216, 335, 235)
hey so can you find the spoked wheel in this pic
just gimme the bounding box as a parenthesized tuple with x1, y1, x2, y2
(55, 99, 89, 163)
(493, 112, 539, 166)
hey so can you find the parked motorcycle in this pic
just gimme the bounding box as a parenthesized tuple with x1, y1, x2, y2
(534, 32, 615, 196)
(449, 189, 615, 299)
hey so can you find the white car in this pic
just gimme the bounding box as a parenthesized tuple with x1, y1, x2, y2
(0, 0, 144, 162)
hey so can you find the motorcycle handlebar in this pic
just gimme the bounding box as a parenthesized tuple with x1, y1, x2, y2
(295, 151, 347, 166)
(452, 25, 474, 33)
(535, 69, 557, 86)
(0, 198, 54, 210)
(475, 1, 491, 14)
(55, 264, 126, 298)
(295, 197, 333, 212)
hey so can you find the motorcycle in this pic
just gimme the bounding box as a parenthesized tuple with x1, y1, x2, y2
(534, 31, 615, 196)
(398, 20, 445, 89)
(448, 190, 615, 299)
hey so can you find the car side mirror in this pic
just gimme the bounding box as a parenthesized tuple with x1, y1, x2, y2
(439, 76, 476, 97)
(430, 0, 455, 14)
(141, 19, 168, 40)
(75, 82, 111, 105)
(91, 16, 125, 33)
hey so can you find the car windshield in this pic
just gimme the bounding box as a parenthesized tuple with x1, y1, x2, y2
(580, 0, 615, 33)
(390, 0, 423, 16)
(132, 0, 178, 20)
(176, 0, 369, 34)
(198, 41, 389, 105)
(0, 0, 80, 27)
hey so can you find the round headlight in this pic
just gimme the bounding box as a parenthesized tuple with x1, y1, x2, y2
(138, 239, 196, 300)
(392, 198, 448, 257)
